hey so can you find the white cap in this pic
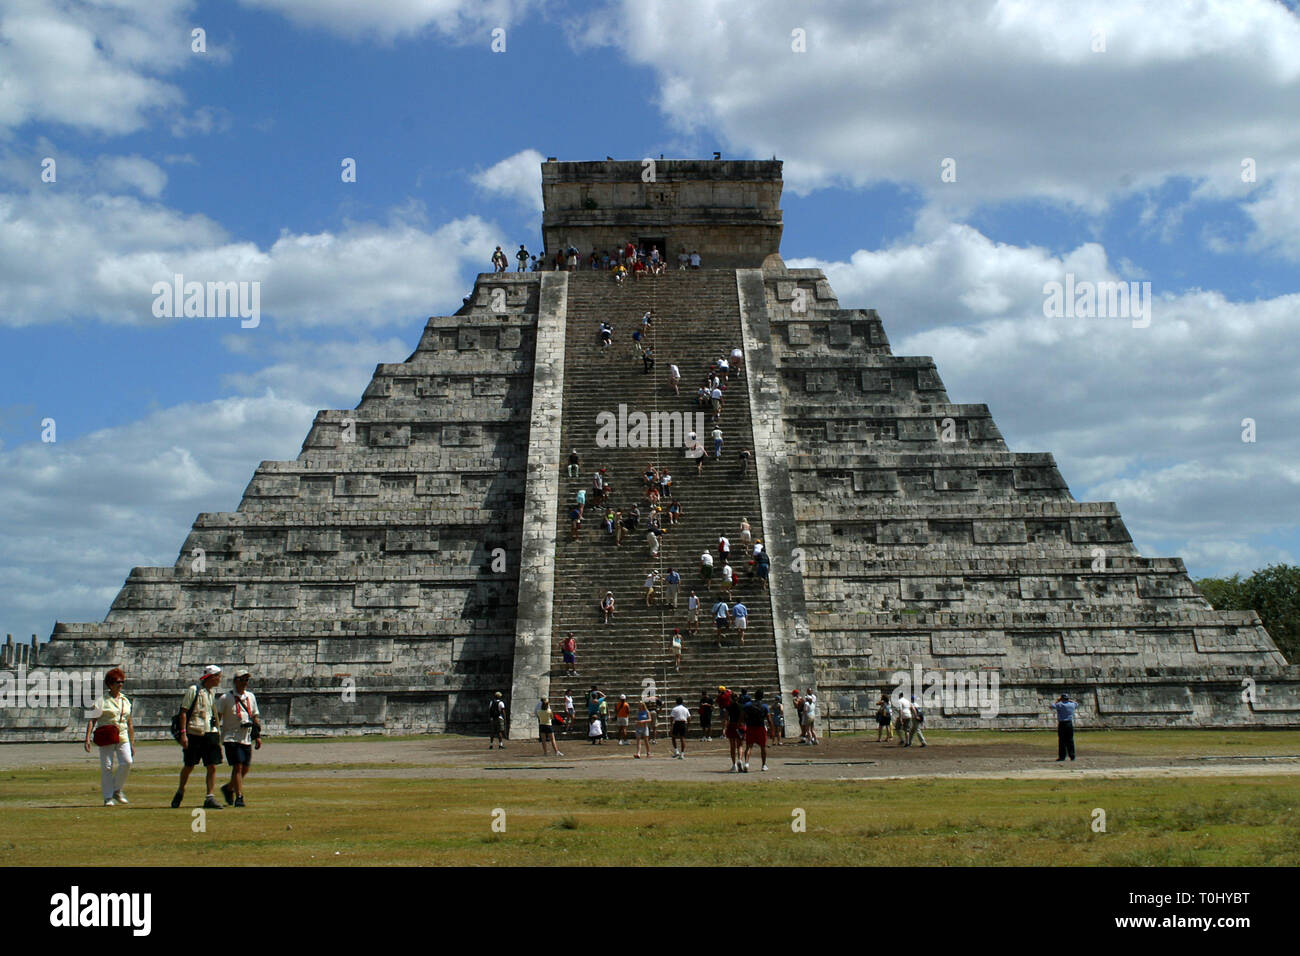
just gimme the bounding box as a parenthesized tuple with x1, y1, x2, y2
(201, 664, 222, 678)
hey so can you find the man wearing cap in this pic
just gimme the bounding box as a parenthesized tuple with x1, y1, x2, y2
(488, 692, 508, 749)
(614, 694, 631, 745)
(1051, 694, 1079, 761)
(217, 669, 262, 807)
(172, 665, 224, 809)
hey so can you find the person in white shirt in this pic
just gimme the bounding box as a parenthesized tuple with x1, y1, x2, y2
(644, 570, 659, 605)
(670, 697, 691, 758)
(85, 667, 134, 806)
(893, 695, 912, 745)
(687, 590, 701, 636)
(730, 347, 743, 376)
(719, 564, 734, 595)
(710, 386, 723, 419)
(669, 363, 681, 395)
(803, 692, 819, 745)
(216, 668, 262, 807)
(700, 550, 714, 583)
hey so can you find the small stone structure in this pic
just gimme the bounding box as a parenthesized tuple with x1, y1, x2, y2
(542, 159, 783, 268)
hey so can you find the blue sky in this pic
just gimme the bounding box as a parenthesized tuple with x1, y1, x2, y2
(2, 0, 1299, 642)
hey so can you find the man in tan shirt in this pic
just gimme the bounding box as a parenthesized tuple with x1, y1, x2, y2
(171, 665, 225, 810)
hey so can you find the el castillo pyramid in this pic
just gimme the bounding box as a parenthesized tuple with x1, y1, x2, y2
(17, 158, 1297, 739)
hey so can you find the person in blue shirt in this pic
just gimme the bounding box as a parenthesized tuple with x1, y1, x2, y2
(712, 599, 729, 646)
(1050, 694, 1079, 761)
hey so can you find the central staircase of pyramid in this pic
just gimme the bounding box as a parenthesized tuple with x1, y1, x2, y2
(548, 270, 781, 724)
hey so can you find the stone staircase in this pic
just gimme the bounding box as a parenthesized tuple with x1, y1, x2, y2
(548, 270, 781, 729)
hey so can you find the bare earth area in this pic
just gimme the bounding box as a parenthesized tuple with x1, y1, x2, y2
(5, 731, 1298, 783)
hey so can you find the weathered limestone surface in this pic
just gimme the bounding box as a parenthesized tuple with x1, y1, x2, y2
(542, 160, 783, 268)
(31, 274, 543, 739)
(755, 267, 1297, 729)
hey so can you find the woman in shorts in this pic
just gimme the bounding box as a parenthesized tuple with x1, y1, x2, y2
(535, 699, 562, 756)
(634, 701, 653, 758)
(601, 591, 615, 624)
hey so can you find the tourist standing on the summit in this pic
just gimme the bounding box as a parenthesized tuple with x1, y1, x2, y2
(85, 667, 133, 807)
(492, 246, 508, 272)
(516, 245, 529, 271)
(1051, 694, 1079, 761)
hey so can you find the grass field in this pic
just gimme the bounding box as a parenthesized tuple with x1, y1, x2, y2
(3, 754, 1298, 866)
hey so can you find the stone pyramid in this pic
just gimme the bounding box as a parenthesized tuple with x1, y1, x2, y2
(20, 158, 1296, 741)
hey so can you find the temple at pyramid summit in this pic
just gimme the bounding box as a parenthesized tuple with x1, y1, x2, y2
(14, 157, 1298, 740)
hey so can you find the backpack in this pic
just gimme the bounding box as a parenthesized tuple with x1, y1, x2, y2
(170, 685, 202, 743)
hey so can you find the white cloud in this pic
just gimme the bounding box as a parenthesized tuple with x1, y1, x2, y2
(237, 0, 536, 41)
(471, 148, 545, 212)
(0, 329, 416, 641)
(0, 0, 194, 135)
(169, 105, 234, 138)
(0, 182, 505, 327)
(0, 391, 317, 640)
(95, 155, 167, 198)
(580, 0, 1300, 220)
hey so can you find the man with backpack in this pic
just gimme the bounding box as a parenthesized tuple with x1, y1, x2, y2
(171, 665, 225, 809)
(488, 692, 508, 749)
(740, 691, 776, 772)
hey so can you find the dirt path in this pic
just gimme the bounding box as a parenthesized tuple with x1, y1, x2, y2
(6, 735, 1298, 782)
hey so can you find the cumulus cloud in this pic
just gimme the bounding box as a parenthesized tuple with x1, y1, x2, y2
(0, 330, 418, 640)
(0, 181, 504, 327)
(0, 0, 195, 135)
(580, 0, 1300, 223)
(237, 0, 536, 41)
(471, 148, 545, 212)
(792, 217, 1300, 576)
(0, 391, 319, 639)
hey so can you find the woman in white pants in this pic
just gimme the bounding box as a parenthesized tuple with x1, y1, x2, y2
(84, 667, 134, 806)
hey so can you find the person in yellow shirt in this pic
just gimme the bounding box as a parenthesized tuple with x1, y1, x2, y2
(84, 667, 134, 806)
